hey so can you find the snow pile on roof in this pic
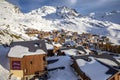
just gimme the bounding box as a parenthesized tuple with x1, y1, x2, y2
(8, 45, 46, 58)
(47, 56, 78, 80)
(61, 49, 77, 56)
(97, 58, 118, 66)
(45, 43, 54, 50)
(84, 49, 91, 55)
(53, 43, 62, 47)
(76, 57, 112, 80)
(114, 56, 120, 63)
(61, 49, 84, 56)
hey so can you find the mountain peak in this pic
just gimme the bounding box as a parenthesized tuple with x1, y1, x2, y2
(30, 6, 80, 19)
(56, 6, 80, 19)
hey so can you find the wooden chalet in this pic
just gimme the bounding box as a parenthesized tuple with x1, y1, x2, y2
(72, 56, 120, 80)
(8, 40, 48, 80)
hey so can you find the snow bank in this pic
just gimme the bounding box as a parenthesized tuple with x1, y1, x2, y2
(0, 65, 9, 80)
(45, 43, 54, 50)
(0, 45, 10, 80)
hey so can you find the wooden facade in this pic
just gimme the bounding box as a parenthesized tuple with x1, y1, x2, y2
(108, 72, 120, 80)
(72, 60, 90, 80)
(10, 54, 47, 76)
(8, 40, 48, 79)
(9, 54, 47, 80)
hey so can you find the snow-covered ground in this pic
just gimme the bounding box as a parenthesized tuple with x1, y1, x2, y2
(89, 10, 120, 24)
(0, 45, 9, 80)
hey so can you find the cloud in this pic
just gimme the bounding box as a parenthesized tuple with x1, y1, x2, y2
(70, 0, 77, 4)
(7, 0, 120, 14)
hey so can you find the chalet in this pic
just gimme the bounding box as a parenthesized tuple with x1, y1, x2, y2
(60, 46, 90, 56)
(45, 43, 54, 56)
(8, 40, 48, 80)
(72, 56, 120, 80)
(52, 43, 62, 56)
(25, 28, 41, 37)
(61, 47, 86, 56)
(63, 40, 76, 47)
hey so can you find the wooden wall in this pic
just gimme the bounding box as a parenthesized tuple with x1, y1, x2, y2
(72, 60, 90, 80)
(23, 54, 47, 75)
(9, 54, 47, 76)
(108, 72, 120, 80)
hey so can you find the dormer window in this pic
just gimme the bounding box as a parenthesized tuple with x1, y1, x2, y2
(34, 43, 40, 47)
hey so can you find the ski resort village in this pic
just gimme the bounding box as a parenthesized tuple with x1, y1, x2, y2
(0, 0, 120, 80)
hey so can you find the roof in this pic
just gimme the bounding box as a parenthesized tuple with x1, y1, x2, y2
(8, 40, 47, 58)
(53, 43, 62, 47)
(61, 49, 85, 56)
(74, 56, 119, 80)
(45, 43, 54, 50)
(60, 46, 87, 56)
(74, 54, 120, 67)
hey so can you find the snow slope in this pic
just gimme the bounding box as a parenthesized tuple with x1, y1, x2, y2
(7, 0, 120, 15)
(0, 65, 9, 80)
(0, 45, 9, 80)
(0, 0, 120, 45)
(89, 10, 120, 24)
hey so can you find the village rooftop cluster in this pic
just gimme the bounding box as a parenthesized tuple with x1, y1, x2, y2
(7, 28, 120, 80)
(26, 28, 120, 54)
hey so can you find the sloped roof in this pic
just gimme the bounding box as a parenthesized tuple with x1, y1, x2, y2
(74, 56, 119, 80)
(8, 40, 47, 58)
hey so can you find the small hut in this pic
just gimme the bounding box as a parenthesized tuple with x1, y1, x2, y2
(8, 40, 47, 79)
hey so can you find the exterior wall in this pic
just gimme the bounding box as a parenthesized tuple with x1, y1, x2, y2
(73, 59, 120, 80)
(9, 54, 47, 78)
(72, 60, 90, 80)
(23, 54, 47, 76)
(10, 58, 23, 70)
(108, 72, 120, 80)
(47, 49, 54, 56)
(10, 70, 23, 77)
(10, 58, 24, 77)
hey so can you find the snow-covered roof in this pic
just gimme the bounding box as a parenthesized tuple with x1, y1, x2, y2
(47, 56, 78, 80)
(96, 58, 118, 67)
(84, 49, 91, 55)
(53, 43, 62, 47)
(61, 49, 84, 56)
(45, 43, 54, 50)
(8, 40, 47, 58)
(8, 45, 46, 58)
(75, 57, 118, 80)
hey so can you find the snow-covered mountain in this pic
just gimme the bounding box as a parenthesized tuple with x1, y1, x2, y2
(89, 10, 120, 24)
(0, 0, 120, 45)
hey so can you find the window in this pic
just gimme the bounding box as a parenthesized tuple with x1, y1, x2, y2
(43, 56, 46, 61)
(34, 43, 41, 47)
(12, 61, 21, 70)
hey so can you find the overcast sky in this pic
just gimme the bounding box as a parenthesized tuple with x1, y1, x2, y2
(7, 0, 120, 14)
